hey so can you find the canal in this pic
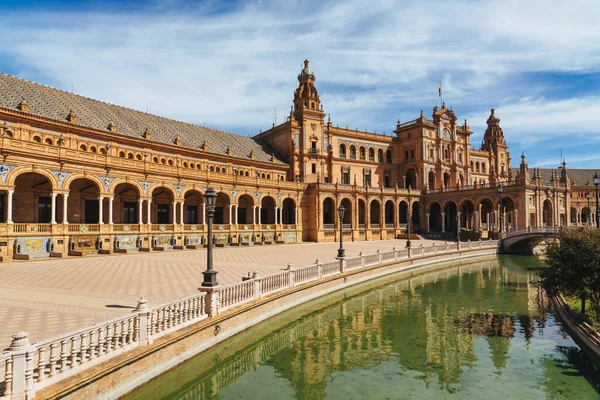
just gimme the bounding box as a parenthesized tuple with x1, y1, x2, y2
(123, 255, 600, 399)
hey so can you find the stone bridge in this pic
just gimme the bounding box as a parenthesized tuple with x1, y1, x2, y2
(500, 226, 576, 254)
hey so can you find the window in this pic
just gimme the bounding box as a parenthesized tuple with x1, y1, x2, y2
(339, 144, 346, 158)
(350, 146, 356, 159)
(386, 150, 392, 164)
(407, 132, 411, 139)
(342, 172, 350, 184)
(123, 202, 137, 223)
(0, 193, 3, 222)
(157, 204, 169, 224)
(38, 197, 51, 223)
(405, 151, 409, 160)
(482, 163, 486, 173)
(410, 150, 415, 159)
(363, 173, 371, 187)
(359, 147, 366, 160)
(186, 205, 198, 224)
(378, 149, 384, 163)
(368, 148, 375, 161)
(429, 148, 434, 160)
(311, 164, 316, 174)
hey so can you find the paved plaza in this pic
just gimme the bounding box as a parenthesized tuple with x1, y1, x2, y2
(0, 238, 445, 351)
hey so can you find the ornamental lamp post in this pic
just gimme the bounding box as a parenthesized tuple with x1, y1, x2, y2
(498, 183, 504, 234)
(586, 192, 592, 226)
(594, 172, 600, 228)
(201, 188, 219, 287)
(456, 213, 460, 242)
(406, 211, 412, 248)
(337, 205, 346, 259)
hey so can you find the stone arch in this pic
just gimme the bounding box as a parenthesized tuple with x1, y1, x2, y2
(107, 178, 144, 196)
(368, 147, 375, 161)
(12, 172, 55, 223)
(322, 197, 335, 226)
(411, 201, 420, 228)
(146, 183, 178, 200)
(339, 197, 353, 226)
(444, 200, 458, 231)
(151, 186, 174, 224)
(260, 195, 277, 224)
(429, 202, 442, 232)
(428, 170, 436, 189)
(179, 186, 205, 199)
(370, 199, 381, 227)
(399, 200, 409, 224)
(349, 145, 356, 159)
(358, 199, 366, 227)
(282, 197, 296, 225)
(67, 177, 103, 224)
(339, 143, 347, 158)
(459, 199, 475, 230)
(479, 198, 495, 230)
(542, 198, 553, 226)
(384, 200, 394, 226)
(182, 189, 204, 224)
(213, 191, 231, 224)
(6, 167, 58, 189)
(405, 168, 417, 189)
(378, 149, 384, 163)
(359, 146, 366, 160)
(443, 172, 451, 188)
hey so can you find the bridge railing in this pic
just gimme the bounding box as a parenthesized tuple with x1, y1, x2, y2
(501, 225, 583, 240)
(1, 239, 498, 400)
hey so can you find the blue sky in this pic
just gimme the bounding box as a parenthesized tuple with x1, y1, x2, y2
(1, 0, 600, 169)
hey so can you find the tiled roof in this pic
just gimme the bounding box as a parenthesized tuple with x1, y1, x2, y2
(0, 73, 287, 165)
(512, 167, 598, 186)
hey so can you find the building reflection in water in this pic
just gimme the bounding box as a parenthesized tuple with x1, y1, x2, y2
(124, 257, 599, 400)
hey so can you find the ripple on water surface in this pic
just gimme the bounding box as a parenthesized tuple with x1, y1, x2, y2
(124, 255, 600, 400)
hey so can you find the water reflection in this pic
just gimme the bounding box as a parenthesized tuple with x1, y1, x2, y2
(125, 257, 600, 400)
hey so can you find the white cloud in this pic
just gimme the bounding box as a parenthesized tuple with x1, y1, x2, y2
(1, 0, 600, 165)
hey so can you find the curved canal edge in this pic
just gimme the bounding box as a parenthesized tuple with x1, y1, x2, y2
(34, 247, 498, 400)
(552, 295, 600, 364)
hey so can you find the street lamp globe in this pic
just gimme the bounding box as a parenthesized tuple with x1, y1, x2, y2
(205, 188, 217, 208)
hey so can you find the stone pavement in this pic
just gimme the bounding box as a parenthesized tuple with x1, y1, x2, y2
(0, 238, 447, 351)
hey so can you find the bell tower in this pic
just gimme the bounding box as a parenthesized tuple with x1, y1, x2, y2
(481, 108, 511, 181)
(293, 60, 322, 116)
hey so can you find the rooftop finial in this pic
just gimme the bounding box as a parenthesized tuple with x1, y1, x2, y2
(304, 59, 309, 68)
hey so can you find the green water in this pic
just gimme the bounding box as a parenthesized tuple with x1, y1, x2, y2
(124, 256, 600, 400)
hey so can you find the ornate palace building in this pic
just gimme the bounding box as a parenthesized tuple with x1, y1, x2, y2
(0, 60, 592, 261)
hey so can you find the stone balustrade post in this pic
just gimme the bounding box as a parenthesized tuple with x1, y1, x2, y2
(433, 242, 436, 254)
(359, 251, 364, 268)
(133, 297, 152, 345)
(392, 246, 397, 260)
(467, 239, 471, 249)
(377, 249, 382, 265)
(199, 286, 221, 317)
(445, 241, 449, 252)
(407, 245, 412, 258)
(286, 263, 295, 288)
(315, 258, 323, 279)
(457, 240, 461, 251)
(479, 238, 482, 248)
(4, 332, 35, 400)
(339, 258, 346, 273)
(420, 244, 424, 256)
(252, 272, 262, 299)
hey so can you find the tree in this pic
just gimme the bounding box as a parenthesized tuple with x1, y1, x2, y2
(540, 228, 600, 321)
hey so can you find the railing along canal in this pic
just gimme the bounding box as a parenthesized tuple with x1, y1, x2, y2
(1, 239, 499, 399)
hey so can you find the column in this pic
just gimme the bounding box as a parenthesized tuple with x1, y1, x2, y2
(426, 213, 430, 233)
(228, 204, 232, 225)
(514, 209, 518, 229)
(98, 196, 104, 224)
(295, 207, 298, 225)
(252, 205, 257, 224)
(456, 211, 461, 236)
(50, 193, 57, 224)
(108, 197, 114, 224)
(234, 205, 238, 225)
(441, 212, 445, 232)
(180, 202, 184, 225)
(258, 206, 262, 224)
(202, 202, 206, 225)
(6, 189, 13, 223)
(62, 193, 69, 224)
(173, 201, 177, 224)
(493, 210, 499, 232)
(141, 199, 146, 225)
(473, 211, 479, 232)
(275, 206, 279, 225)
